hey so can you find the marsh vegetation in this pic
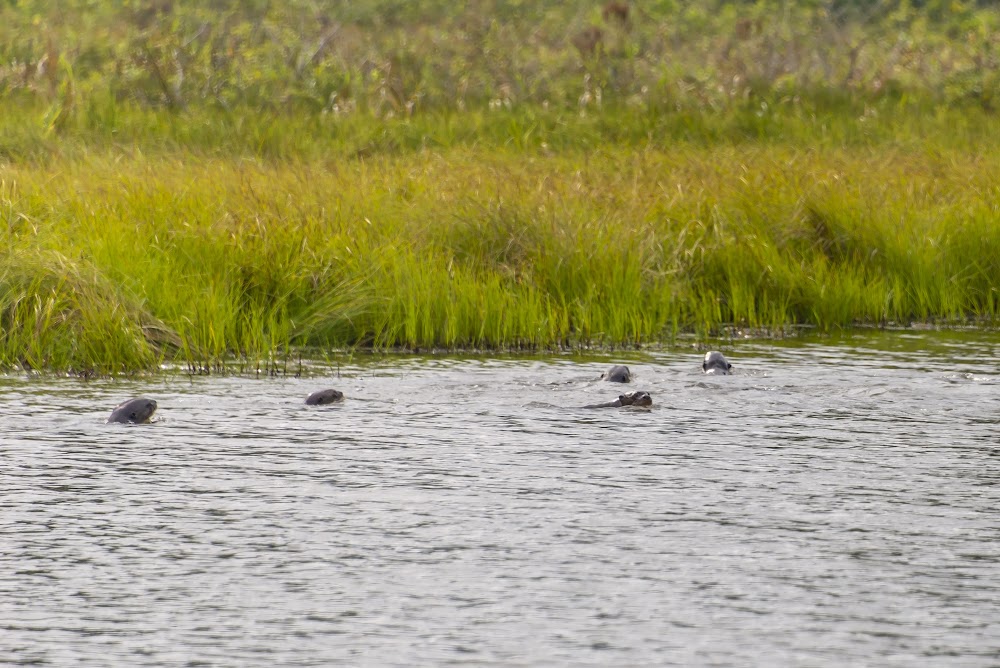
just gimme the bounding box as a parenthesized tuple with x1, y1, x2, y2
(1, 0, 998, 373)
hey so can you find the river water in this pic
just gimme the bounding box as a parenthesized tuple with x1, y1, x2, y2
(1, 330, 998, 666)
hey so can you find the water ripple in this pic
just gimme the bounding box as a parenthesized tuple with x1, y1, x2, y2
(1, 333, 999, 665)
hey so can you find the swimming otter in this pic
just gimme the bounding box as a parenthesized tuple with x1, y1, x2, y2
(107, 397, 158, 424)
(305, 389, 345, 405)
(584, 391, 653, 409)
(601, 365, 632, 382)
(703, 351, 732, 375)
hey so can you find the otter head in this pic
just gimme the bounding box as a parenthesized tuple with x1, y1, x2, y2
(619, 391, 653, 407)
(305, 389, 345, 405)
(602, 365, 632, 383)
(702, 351, 732, 375)
(108, 397, 157, 424)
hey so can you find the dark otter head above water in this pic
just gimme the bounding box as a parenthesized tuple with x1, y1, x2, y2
(107, 397, 158, 424)
(305, 389, 345, 405)
(602, 365, 632, 383)
(702, 351, 732, 375)
(619, 390, 652, 407)
(583, 390, 653, 409)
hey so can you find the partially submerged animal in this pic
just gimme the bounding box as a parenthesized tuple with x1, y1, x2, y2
(702, 351, 732, 375)
(601, 365, 632, 382)
(584, 391, 653, 409)
(107, 397, 158, 424)
(305, 389, 345, 405)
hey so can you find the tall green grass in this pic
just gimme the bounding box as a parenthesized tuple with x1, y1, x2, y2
(2, 1, 1000, 373)
(2, 135, 999, 373)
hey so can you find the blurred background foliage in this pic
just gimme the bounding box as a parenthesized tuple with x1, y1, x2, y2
(2, 0, 998, 121)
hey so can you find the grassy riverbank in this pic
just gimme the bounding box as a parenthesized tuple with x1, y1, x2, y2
(3, 105, 1000, 373)
(1, 1, 999, 373)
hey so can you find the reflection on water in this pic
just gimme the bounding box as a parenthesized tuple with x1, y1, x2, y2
(1, 331, 999, 666)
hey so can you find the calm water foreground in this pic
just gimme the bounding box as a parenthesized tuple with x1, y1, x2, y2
(1, 330, 998, 666)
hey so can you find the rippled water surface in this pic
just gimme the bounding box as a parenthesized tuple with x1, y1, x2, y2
(2, 330, 999, 666)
